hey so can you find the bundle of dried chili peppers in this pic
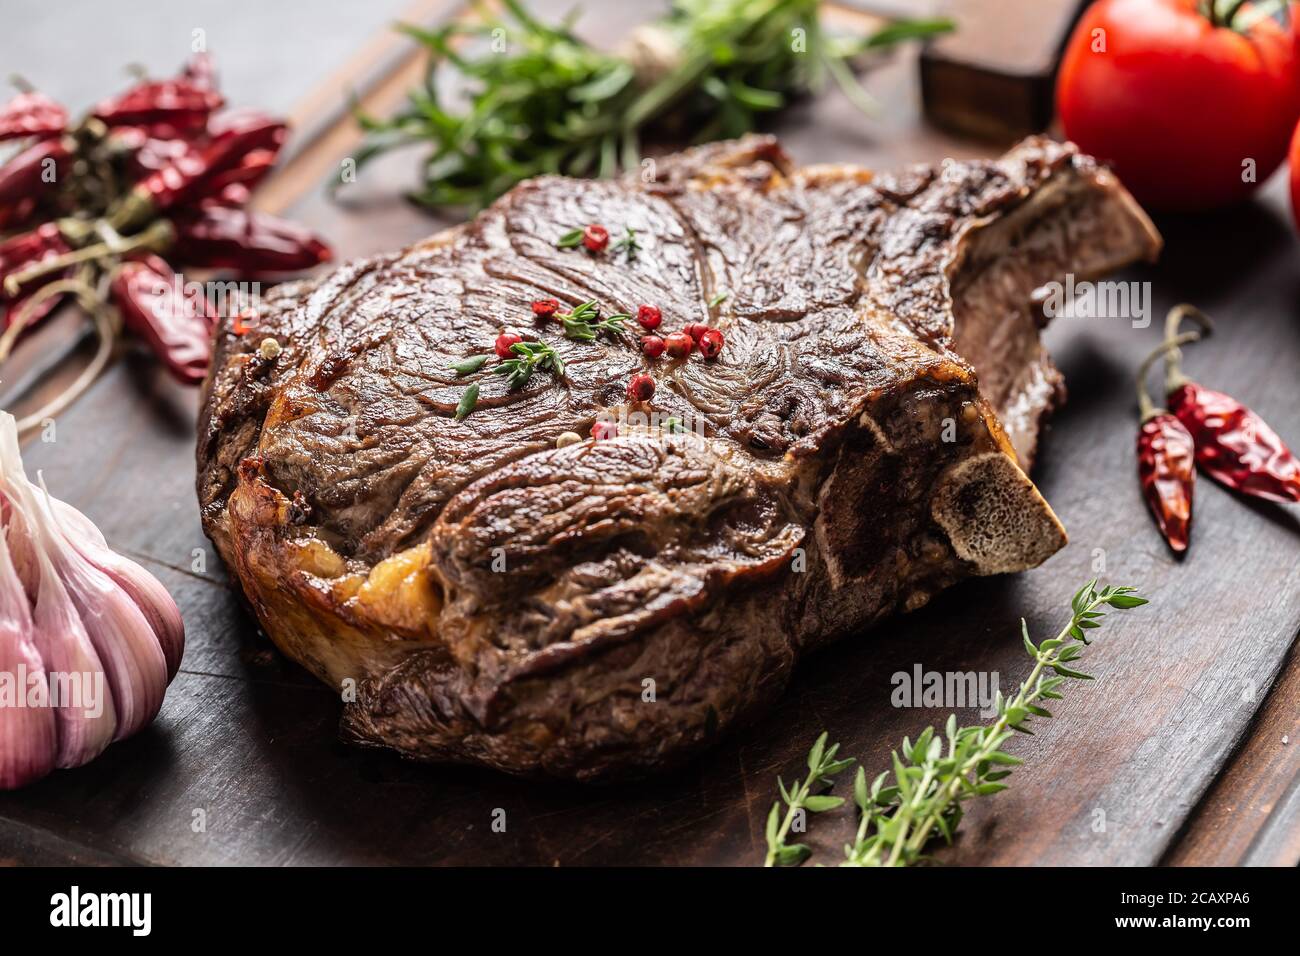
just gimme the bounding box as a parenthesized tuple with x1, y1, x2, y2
(0, 54, 331, 432)
(1135, 304, 1300, 553)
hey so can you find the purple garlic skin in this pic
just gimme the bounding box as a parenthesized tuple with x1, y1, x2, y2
(0, 411, 183, 788)
(54, 497, 185, 681)
(29, 493, 169, 743)
(29, 531, 118, 768)
(0, 528, 57, 789)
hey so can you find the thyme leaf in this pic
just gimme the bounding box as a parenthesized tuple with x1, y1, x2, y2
(556, 228, 585, 249)
(450, 354, 490, 375)
(454, 382, 479, 421)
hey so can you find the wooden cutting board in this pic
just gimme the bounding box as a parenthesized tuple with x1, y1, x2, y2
(1, 0, 1298, 866)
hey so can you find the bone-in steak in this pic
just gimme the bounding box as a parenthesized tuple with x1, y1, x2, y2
(197, 136, 1160, 779)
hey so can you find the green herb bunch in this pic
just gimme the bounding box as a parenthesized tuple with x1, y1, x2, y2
(764, 580, 1148, 867)
(346, 0, 953, 211)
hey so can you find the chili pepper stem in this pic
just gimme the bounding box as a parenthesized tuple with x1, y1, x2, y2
(1136, 331, 1204, 422)
(106, 190, 155, 232)
(2, 219, 174, 297)
(14, 310, 114, 434)
(1162, 303, 1214, 393)
(0, 276, 89, 363)
(0, 272, 116, 434)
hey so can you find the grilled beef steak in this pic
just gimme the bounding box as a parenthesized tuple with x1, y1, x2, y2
(198, 136, 1160, 779)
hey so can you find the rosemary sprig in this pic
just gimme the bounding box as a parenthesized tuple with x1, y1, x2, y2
(764, 731, 854, 867)
(492, 339, 565, 390)
(763, 580, 1147, 867)
(345, 0, 953, 212)
(556, 300, 629, 341)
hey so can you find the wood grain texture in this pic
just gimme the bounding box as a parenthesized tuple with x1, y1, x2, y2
(1, 0, 1298, 867)
(1162, 638, 1300, 867)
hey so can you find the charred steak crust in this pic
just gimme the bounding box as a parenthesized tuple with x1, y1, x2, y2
(197, 136, 1160, 779)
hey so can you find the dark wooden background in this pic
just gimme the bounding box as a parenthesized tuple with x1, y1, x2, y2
(1, 0, 1297, 866)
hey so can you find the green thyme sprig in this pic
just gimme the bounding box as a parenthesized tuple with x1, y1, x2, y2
(846, 580, 1146, 867)
(557, 300, 629, 341)
(493, 339, 565, 389)
(450, 290, 631, 420)
(764, 731, 855, 867)
(765, 580, 1147, 868)
(451, 340, 565, 421)
(613, 227, 640, 262)
(345, 0, 954, 212)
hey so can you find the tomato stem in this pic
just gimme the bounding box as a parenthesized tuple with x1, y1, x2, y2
(1220, 0, 1252, 27)
(1211, 0, 1289, 31)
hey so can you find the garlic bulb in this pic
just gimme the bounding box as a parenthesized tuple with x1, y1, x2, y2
(0, 527, 56, 789)
(0, 411, 183, 788)
(16, 498, 116, 767)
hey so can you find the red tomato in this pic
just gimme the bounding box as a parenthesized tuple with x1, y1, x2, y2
(1057, 0, 1300, 211)
(1291, 120, 1300, 228)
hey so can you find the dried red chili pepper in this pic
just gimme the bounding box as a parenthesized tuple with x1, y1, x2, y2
(0, 223, 71, 300)
(110, 110, 285, 228)
(193, 147, 277, 202)
(169, 207, 331, 274)
(0, 53, 332, 435)
(1168, 382, 1300, 503)
(0, 137, 71, 207)
(0, 87, 68, 142)
(198, 182, 250, 209)
(93, 76, 223, 132)
(0, 197, 38, 234)
(1136, 415, 1197, 553)
(110, 127, 200, 176)
(1162, 304, 1300, 504)
(1136, 332, 1199, 554)
(110, 254, 214, 384)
